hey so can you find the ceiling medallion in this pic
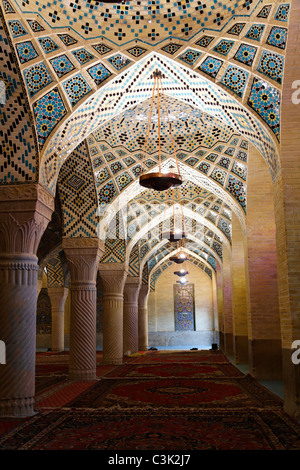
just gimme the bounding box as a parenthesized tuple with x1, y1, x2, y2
(139, 69, 183, 192)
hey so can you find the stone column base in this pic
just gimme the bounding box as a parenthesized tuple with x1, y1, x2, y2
(0, 397, 35, 418)
(248, 339, 282, 380)
(69, 369, 96, 381)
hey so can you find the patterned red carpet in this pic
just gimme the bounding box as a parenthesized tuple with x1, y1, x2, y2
(1, 349, 300, 450)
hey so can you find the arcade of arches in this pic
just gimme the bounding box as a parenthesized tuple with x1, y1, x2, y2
(1, 0, 300, 423)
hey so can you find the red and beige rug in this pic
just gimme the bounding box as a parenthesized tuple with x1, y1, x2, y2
(0, 349, 300, 450)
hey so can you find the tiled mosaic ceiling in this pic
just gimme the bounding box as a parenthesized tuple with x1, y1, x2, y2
(89, 136, 247, 218)
(37, 50, 280, 193)
(93, 95, 236, 155)
(0, 10, 38, 183)
(1, 1, 287, 191)
(5, 0, 263, 45)
(57, 139, 99, 237)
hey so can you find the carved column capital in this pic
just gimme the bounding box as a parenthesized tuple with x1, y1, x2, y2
(62, 238, 104, 285)
(99, 262, 128, 296)
(124, 277, 141, 304)
(0, 184, 54, 255)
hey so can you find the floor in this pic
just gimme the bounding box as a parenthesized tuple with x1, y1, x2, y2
(37, 346, 285, 400)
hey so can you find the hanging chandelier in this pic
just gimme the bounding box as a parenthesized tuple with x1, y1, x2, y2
(139, 70, 183, 192)
(170, 238, 189, 264)
(162, 185, 187, 242)
(176, 277, 188, 285)
(174, 268, 189, 277)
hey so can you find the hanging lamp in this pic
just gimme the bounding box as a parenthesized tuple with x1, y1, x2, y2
(176, 277, 188, 285)
(174, 268, 189, 277)
(170, 238, 189, 264)
(162, 184, 187, 242)
(139, 70, 183, 191)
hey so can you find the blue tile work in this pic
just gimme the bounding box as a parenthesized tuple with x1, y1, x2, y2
(198, 161, 211, 174)
(178, 49, 201, 66)
(33, 87, 67, 148)
(226, 175, 247, 213)
(266, 27, 288, 50)
(231, 161, 247, 181)
(49, 54, 75, 78)
(38, 36, 59, 54)
(115, 171, 134, 191)
(248, 78, 280, 141)
(126, 45, 147, 58)
(212, 240, 223, 260)
(106, 54, 131, 70)
(217, 216, 232, 242)
(94, 95, 234, 155)
(39, 53, 281, 194)
(206, 153, 218, 162)
(195, 36, 214, 48)
(95, 167, 110, 185)
(63, 74, 92, 106)
(257, 50, 284, 84)
(227, 23, 246, 36)
(109, 160, 124, 175)
(274, 3, 290, 22)
(100, 238, 126, 263)
(57, 33, 77, 46)
(27, 19, 44, 32)
(23, 62, 53, 97)
(0, 14, 38, 183)
(57, 140, 98, 237)
(46, 253, 65, 287)
(6, 0, 261, 46)
(234, 43, 257, 66)
(213, 40, 234, 56)
(98, 180, 117, 205)
(8, 20, 28, 38)
(245, 24, 265, 41)
(3, 1, 15, 13)
(210, 168, 227, 186)
(128, 243, 140, 277)
(87, 62, 112, 86)
(185, 156, 199, 167)
(217, 156, 231, 169)
(257, 4, 272, 18)
(220, 65, 249, 98)
(15, 41, 39, 64)
(123, 156, 136, 167)
(237, 149, 248, 162)
(161, 43, 182, 55)
(92, 43, 113, 55)
(72, 48, 94, 64)
(198, 56, 223, 79)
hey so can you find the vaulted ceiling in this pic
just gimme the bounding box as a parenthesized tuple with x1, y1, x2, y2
(0, 0, 291, 288)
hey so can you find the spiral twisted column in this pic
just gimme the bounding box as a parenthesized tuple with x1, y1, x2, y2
(48, 287, 68, 352)
(63, 238, 104, 381)
(138, 285, 150, 351)
(0, 184, 54, 417)
(99, 263, 128, 365)
(123, 277, 141, 356)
